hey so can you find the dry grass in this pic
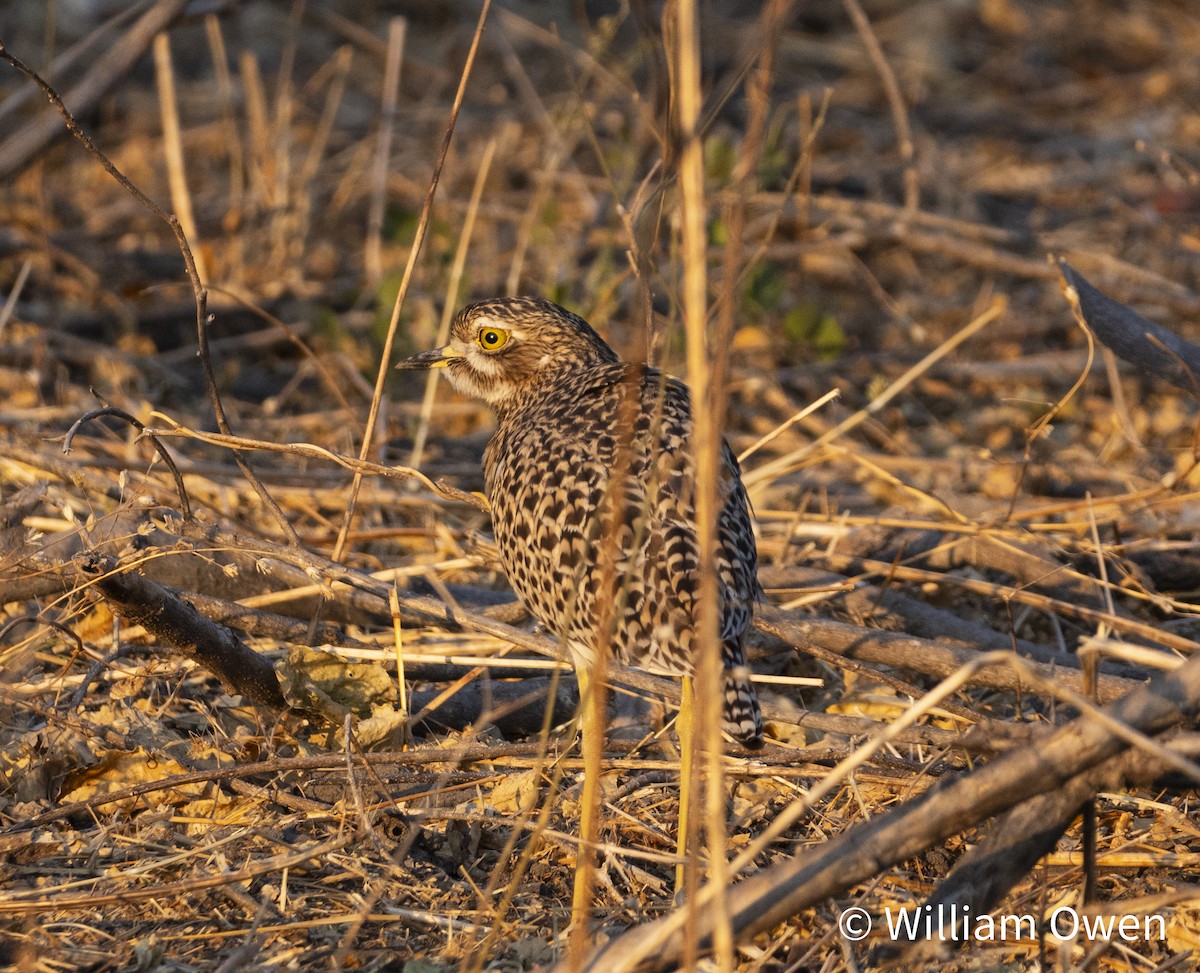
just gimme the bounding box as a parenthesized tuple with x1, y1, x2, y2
(3, 1, 1200, 970)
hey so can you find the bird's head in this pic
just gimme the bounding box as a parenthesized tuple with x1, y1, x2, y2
(396, 297, 619, 408)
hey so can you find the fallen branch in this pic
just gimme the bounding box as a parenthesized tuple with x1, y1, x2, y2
(756, 607, 1144, 705)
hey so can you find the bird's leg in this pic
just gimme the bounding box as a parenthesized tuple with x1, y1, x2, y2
(549, 704, 582, 753)
(675, 673, 696, 897)
(545, 672, 587, 760)
(569, 666, 604, 945)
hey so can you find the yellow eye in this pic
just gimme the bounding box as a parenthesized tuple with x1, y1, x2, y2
(477, 327, 509, 351)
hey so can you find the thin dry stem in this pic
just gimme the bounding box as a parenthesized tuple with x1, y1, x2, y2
(154, 30, 206, 284)
(332, 0, 492, 563)
(671, 1, 734, 968)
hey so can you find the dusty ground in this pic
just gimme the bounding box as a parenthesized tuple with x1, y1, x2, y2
(2, 0, 1200, 970)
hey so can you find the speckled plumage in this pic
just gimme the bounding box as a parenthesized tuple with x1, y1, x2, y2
(399, 297, 763, 748)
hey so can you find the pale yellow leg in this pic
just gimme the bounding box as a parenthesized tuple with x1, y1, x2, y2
(675, 674, 695, 896)
(569, 667, 603, 954)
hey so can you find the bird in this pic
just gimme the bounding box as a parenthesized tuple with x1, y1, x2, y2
(396, 296, 764, 751)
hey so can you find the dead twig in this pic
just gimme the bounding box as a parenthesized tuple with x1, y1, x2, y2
(0, 0, 189, 181)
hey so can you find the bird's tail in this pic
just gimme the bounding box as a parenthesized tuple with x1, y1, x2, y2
(721, 648, 763, 749)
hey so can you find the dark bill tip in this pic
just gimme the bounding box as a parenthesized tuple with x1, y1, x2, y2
(395, 348, 454, 370)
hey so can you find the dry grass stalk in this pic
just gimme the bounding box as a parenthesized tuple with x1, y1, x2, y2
(669, 0, 734, 965)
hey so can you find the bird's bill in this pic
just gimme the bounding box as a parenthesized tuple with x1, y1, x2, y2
(395, 346, 461, 370)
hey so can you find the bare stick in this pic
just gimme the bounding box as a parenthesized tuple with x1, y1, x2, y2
(0, 1, 148, 127)
(671, 1, 733, 967)
(0, 256, 32, 340)
(573, 650, 1200, 972)
(78, 552, 285, 709)
(890, 745, 1185, 964)
(1058, 257, 1200, 398)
